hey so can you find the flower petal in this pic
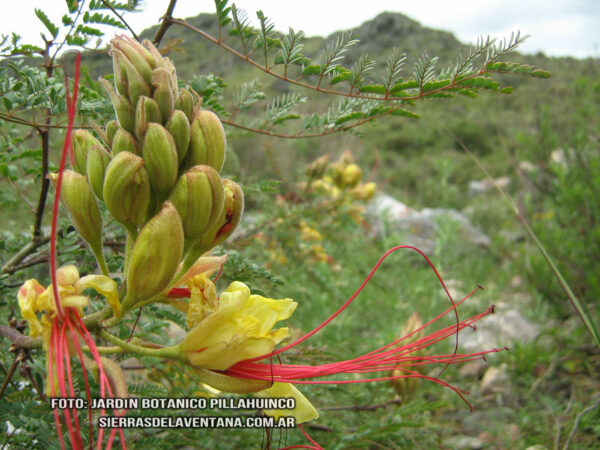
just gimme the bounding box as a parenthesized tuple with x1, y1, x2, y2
(254, 382, 319, 423)
(76, 275, 120, 316)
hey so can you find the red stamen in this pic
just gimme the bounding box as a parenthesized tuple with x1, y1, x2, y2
(50, 52, 81, 318)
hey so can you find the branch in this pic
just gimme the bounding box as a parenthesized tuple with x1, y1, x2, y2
(101, 0, 139, 41)
(1, 235, 50, 274)
(0, 325, 41, 349)
(152, 0, 178, 46)
(0, 112, 91, 129)
(170, 18, 513, 103)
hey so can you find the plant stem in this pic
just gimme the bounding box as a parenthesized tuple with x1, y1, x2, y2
(99, 330, 181, 360)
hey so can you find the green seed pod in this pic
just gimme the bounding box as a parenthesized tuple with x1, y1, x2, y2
(106, 120, 119, 146)
(151, 68, 175, 120)
(135, 96, 163, 141)
(89, 120, 109, 148)
(194, 179, 243, 253)
(143, 123, 178, 200)
(86, 144, 110, 200)
(103, 151, 150, 233)
(49, 170, 103, 255)
(111, 49, 151, 107)
(112, 48, 128, 96)
(169, 165, 225, 240)
(72, 130, 105, 175)
(187, 110, 226, 172)
(166, 110, 191, 164)
(142, 39, 168, 71)
(174, 88, 194, 122)
(100, 78, 135, 135)
(111, 37, 154, 86)
(125, 201, 184, 306)
(111, 128, 141, 156)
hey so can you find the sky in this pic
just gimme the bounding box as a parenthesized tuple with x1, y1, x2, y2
(2, 0, 599, 59)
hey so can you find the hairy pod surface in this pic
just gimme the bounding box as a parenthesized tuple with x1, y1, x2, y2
(166, 110, 191, 164)
(103, 151, 150, 231)
(111, 128, 141, 156)
(86, 144, 110, 201)
(143, 123, 179, 200)
(72, 130, 104, 175)
(50, 170, 103, 252)
(151, 68, 175, 120)
(126, 201, 184, 304)
(187, 110, 227, 172)
(100, 78, 135, 135)
(169, 165, 225, 239)
(135, 96, 163, 141)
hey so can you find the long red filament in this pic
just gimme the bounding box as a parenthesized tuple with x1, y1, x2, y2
(47, 53, 125, 449)
(50, 53, 81, 318)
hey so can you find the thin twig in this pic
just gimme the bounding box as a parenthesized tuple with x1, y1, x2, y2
(449, 128, 600, 347)
(101, 0, 139, 41)
(0, 352, 24, 400)
(152, 0, 178, 46)
(563, 393, 600, 450)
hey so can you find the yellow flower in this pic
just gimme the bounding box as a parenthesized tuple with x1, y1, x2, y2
(181, 281, 296, 370)
(179, 279, 318, 423)
(18, 265, 120, 344)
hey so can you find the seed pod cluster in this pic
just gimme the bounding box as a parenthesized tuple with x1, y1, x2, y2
(55, 36, 244, 307)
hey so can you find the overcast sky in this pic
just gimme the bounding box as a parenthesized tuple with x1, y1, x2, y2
(2, 1, 599, 58)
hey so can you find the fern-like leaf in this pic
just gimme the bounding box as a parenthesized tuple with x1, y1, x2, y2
(413, 52, 438, 89)
(255, 10, 276, 66)
(229, 4, 255, 55)
(349, 54, 375, 90)
(319, 30, 359, 76)
(265, 92, 307, 125)
(383, 47, 407, 91)
(234, 79, 265, 111)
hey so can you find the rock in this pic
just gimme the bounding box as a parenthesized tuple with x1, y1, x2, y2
(480, 365, 510, 394)
(443, 435, 484, 449)
(468, 176, 510, 196)
(550, 149, 567, 167)
(367, 193, 491, 254)
(367, 193, 413, 220)
(519, 161, 537, 173)
(459, 302, 540, 352)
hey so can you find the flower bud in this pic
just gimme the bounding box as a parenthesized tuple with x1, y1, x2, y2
(111, 37, 153, 85)
(343, 163, 363, 188)
(143, 123, 178, 200)
(106, 120, 119, 145)
(103, 151, 150, 233)
(89, 120, 109, 147)
(169, 165, 225, 240)
(151, 68, 174, 119)
(72, 130, 104, 175)
(187, 110, 226, 172)
(49, 170, 102, 254)
(125, 201, 184, 306)
(194, 179, 243, 253)
(306, 154, 330, 179)
(111, 48, 151, 107)
(100, 78, 135, 135)
(135, 96, 162, 141)
(166, 110, 191, 163)
(111, 127, 141, 156)
(86, 144, 110, 200)
(174, 88, 195, 122)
